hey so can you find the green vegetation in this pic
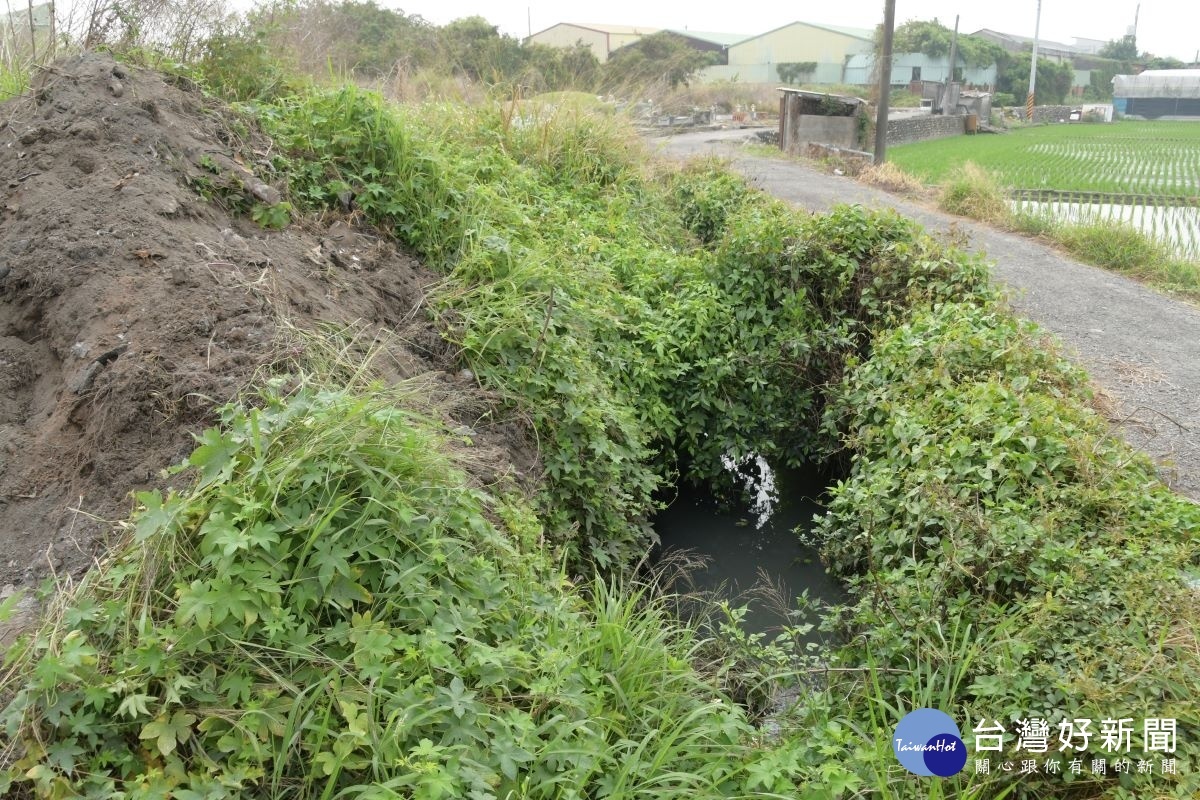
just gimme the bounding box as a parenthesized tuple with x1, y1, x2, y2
(996, 56, 1074, 106)
(928, 161, 1200, 295)
(776, 62, 817, 85)
(890, 19, 1006, 69)
(886, 19, 1072, 102)
(0, 63, 30, 101)
(891, 122, 1200, 286)
(251, 87, 997, 566)
(938, 163, 1012, 223)
(889, 121, 1200, 199)
(814, 301, 1200, 796)
(4, 33, 1200, 799)
(604, 32, 720, 89)
(0, 381, 758, 798)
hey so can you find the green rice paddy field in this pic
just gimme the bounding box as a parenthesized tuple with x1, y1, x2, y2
(889, 120, 1200, 199)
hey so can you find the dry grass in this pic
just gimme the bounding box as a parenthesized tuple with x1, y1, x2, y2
(660, 81, 778, 115)
(937, 161, 1012, 224)
(858, 162, 924, 194)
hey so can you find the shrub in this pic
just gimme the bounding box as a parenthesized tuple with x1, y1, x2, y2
(813, 302, 1200, 796)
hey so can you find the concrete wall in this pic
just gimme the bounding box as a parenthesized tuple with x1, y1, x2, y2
(880, 114, 966, 146)
(1030, 105, 1074, 123)
(844, 54, 996, 87)
(697, 63, 774, 84)
(784, 116, 860, 151)
(699, 60, 845, 84)
(728, 22, 871, 68)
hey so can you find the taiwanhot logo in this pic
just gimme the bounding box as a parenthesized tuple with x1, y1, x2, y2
(892, 708, 968, 777)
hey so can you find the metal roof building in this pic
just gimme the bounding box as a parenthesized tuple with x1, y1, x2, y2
(1113, 69, 1200, 119)
(525, 23, 659, 63)
(699, 20, 875, 84)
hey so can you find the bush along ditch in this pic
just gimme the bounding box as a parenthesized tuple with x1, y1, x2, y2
(0, 383, 759, 798)
(251, 88, 997, 565)
(3, 75, 1200, 799)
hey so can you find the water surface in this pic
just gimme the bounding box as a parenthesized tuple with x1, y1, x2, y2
(653, 465, 847, 636)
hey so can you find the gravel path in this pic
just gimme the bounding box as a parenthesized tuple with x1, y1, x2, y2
(653, 130, 1200, 500)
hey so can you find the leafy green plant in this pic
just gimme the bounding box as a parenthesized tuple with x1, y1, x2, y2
(251, 200, 293, 229)
(1, 383, 757, 798)
(811, 301, 1200, 797)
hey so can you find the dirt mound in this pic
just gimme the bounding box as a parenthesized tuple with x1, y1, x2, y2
(0, 54, 526, 596)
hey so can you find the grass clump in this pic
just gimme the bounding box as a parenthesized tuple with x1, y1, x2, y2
(1012, 211, 1200, 297)
(1054, 221, 1200, 297)
(937, 161, 1012, 223)
(1056, 219, 1171, 273)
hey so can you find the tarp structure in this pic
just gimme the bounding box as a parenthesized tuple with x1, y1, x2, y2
(1113, 69, 1200, 118)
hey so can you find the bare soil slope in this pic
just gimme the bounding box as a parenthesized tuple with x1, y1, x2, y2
(0, 54, 520, 594)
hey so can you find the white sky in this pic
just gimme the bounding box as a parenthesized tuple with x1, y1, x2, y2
(385, 0, 1198, 62)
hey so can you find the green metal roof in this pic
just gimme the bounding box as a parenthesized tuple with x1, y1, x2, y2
(732, 20, 876, 48)
(666, 30, 751, 47)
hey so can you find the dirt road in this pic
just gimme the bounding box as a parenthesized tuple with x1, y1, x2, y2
(654, 130, 1200, 500)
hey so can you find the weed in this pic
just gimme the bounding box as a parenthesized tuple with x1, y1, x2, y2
(0, 383, 757, 798)
(938, 162, 1012, 223)
(1055, 219, 1169, 273)
(859, 161, 925, 194)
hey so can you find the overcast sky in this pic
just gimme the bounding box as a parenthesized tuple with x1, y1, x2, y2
(385, 1, 1198, 62)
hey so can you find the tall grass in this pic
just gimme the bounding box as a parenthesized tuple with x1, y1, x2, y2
(0, 60, 29, 99)
(937, 162, 1012, 224)
(935, 163, 1200, 297)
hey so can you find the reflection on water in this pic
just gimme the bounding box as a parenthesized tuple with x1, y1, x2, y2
(653, 465, 847, 636)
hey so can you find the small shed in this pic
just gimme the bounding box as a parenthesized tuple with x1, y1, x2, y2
(777, 88, 866, 152)
(1113, 70, 1200, 119)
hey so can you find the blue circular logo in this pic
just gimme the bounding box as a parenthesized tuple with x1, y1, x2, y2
(892, 709, 967, 777)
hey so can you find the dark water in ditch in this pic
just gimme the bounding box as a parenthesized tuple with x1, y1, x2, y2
(653, 464, 848, 637)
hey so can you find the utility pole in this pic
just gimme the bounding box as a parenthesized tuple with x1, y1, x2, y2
(1026, 0, 1042, 121)
(874, 0, 896, 165)
(945, 15, 959, 115)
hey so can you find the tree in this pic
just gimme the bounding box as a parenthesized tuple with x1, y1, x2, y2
(438, 16, 525, 83)
(247, 0, 439, 77)
(522, 43, 600, 92)
(1100, 35, 1137, 61)
(602, 32, 720, 89)
(996, 54, 1073, 104)
(888, 19, 1005, 68)
(1141, 54, 1185, 70)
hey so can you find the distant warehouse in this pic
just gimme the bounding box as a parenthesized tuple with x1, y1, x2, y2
(1113, 69, 1200, 119)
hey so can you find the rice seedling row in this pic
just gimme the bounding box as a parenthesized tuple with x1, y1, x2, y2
(890, 122, 1200, 199)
